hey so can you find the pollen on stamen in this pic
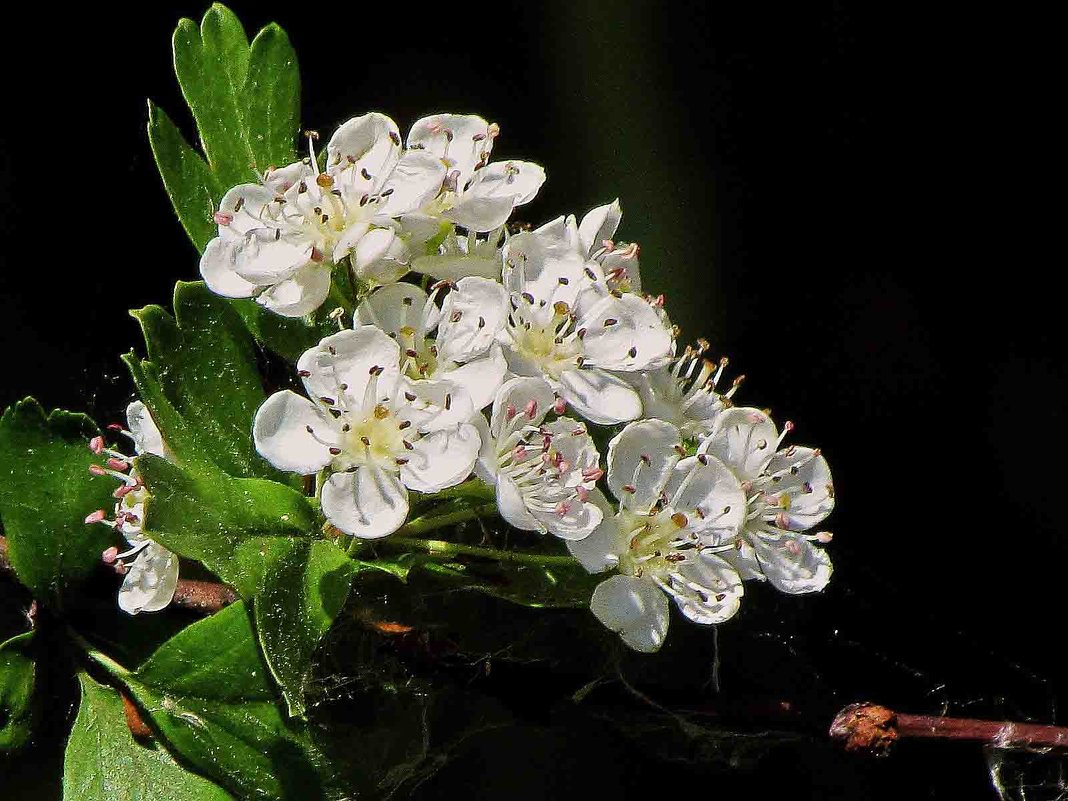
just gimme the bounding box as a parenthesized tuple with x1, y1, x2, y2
(101, 546, 119, 564)
(85, 509, 107, 525)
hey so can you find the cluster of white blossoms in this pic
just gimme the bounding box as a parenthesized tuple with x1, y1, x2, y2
(85, 402, 179, 615)
(120, 111, 835, 649)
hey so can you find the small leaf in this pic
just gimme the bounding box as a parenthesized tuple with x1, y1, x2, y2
(63, 672, 233, 800)
(136, 454, 316, 598)
(0, 399, 117, 603)
(118, 602, 333, 800)
(147, 101, 222, 253)
(252, 539, 356, 717)
(0, 632, 35, 750)
(127, 281, 290, 484)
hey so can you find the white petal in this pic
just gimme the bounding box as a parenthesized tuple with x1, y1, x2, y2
(332, 220, 371, 262)
(400, 424, 481, 493)
(565, 490, 622, 572)
(233, 235, 313, 285)
(472, 413, 497, 485)
(257, 262, 331, 318)
(126, 401, 165, 458)
(377, 150, 446, 216)
(762, 446, 835, 531)
(606, 419, 681, 511)
(436, 277, 510, 363)
(355, 282, 432, 339)
(534, 491, 604, 541)
(701, 407, 780, 481)
(327, 112, 402, 198)
(397, 377, 475, 432)
(671, 553, 743, 624)
(440, 345, 507, 411)
(262, 162, 313, 195)
(751, 529, 833, 594)
(721, 540, 764, 582)
(502, 216, 587, 301)
(322, 468, 409, 539)
(663, 454, 747, 544)
(496, 474, 543, 532)
(217, 183, 279, 235)
(118, 542, 179, 615)
(351, 227, 410, 285)
(297, 327, 401, 411)
(253, 390, 336, 474)
(407, 114, 493, 186)
(559, 368, 643, 425)
(489, 376, 555, 438)
(578, 199, 622, 258)
(578, 293, 673, 372)
(590, 574, 670, 653)
(446, 160, 546, 232)
(200, 237, 259, 298)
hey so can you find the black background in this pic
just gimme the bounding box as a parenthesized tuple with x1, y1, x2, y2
(0, 2, 1063, 798)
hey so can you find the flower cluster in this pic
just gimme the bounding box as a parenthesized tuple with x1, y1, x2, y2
(85, 402, 179, 615)
(118, 111, 836, 650)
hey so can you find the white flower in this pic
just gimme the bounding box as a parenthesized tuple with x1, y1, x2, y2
(201, 113, 447, 316)
(501, 217, 674, 424)
(355, 277, 509, 411)
(699, 408, 835, 594)
(252, 327, 481, 539)
(577, 199, 642, 294)
(406, 114, 545, 232)
(567, 419, 747, 652)
(86, 401, 178, 615)
(629, 340, 742, 440)
(473, 376, 603, 540)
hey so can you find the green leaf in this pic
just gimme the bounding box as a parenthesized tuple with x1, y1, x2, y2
(127, 281, 289, 484)
(171, 4, 299, 192)
(136, 454, 316, 598)
(0, 632, 35, 750)
(0, 399, 117, 603)
(147, 101, 222, 253)
(253, 539, 355, 718)
(64, 672, 233, 800)
(120, 602, 333, 800)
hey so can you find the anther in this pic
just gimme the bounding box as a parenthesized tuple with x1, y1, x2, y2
(85, 509, 107, 525)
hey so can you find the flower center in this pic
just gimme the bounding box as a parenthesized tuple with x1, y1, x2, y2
(331, 404, 409, 472)
(508, 303, 582, 380)
(616, 508, 698, 580)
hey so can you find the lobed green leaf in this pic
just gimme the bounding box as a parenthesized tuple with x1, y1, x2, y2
(0, 399, 118, 604)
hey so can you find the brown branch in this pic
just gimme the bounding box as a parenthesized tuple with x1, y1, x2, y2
(0, 534, 235, 614)
(830, 702, 1068, 756)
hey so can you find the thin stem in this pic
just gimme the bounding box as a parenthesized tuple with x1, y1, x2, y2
(68, 629, 132, 678)
(829, 702, 1068, 755)
(396, 502, 500, 537)
(383, 536, 580, 568)
(345, 502, 501, 557)
(423, 478, 497, 505)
